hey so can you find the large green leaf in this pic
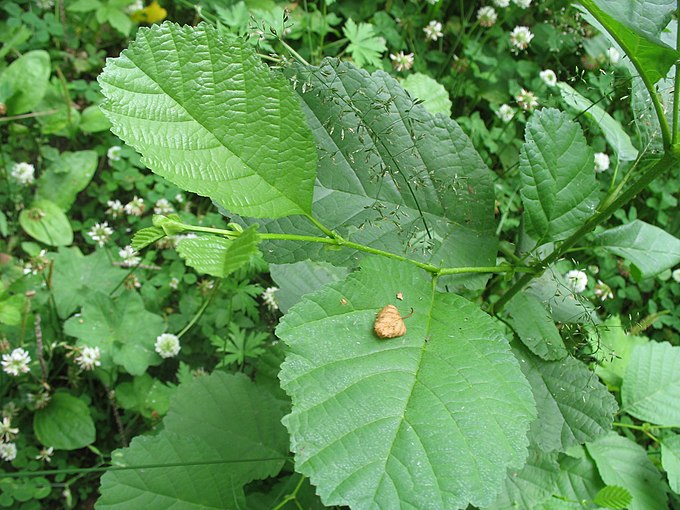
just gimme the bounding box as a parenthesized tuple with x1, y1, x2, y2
(661, 434, 680, 494)
(251, 59, 497, 288)
(622, 341, 680, 425)
(554, 447, 605, 503)
(19, 199, 73, 246)
(97, 373, 289, 509)
(33, 393, 96, 450)
(513, 343, 617, 453)
(589, 0, 675, 37)
(36, 150, 98, 211)
(50, 247, 127, 318)
(64, 291, 165, 376)
(0, 50, 51, 114)
(557, 82, 637, 161)
(519, 108, 599, 243)
(594, 220, 680, 279)
(176, 227, 259, 278)
(505, 293, 567, 361)
(99, 22, 317, 219)
(277, 258, 536, 509)
(587, 433, 668, 510)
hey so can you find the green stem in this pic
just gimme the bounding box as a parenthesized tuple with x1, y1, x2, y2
(177, 280, 221, 339)
(491, 153, 677, 314)
(271, 475, 307, 510)
(673, 0, 680, 147)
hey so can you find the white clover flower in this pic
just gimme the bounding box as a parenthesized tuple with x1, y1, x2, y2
(261, 286, 280, 311)
(566, 269, 588, 294)
(493, 0, 510, 6)
(106, 200, 124, 219)
(594, 280, 614, 301)
(107, 146, 122, 163)
(11, 162, 35, 186)
(0, 442, 17, 462)
(35, 0, 54, 9)
(154, 198, 174, 215)
(0, 417, 19, 442)
(75, 346, 101, 371)
(510, 26, 534, 52)
(155, 333, 181, 359)
(515, 88, 539, 111)
(477, 6, 497, 27)
(606, 47, 621, 64)
(118, 246, 141, 267)
(672, 268, 680, 282)
(594, 152, 610, 173)
(125, 0, 143, 13)
(540, 69, 557, 87)
(175, 194, 185, 204)
(169, 277, 180, 290)
(389, 51, 415, 72)
(124, 196, 145, 216)
(512, 0, 531, 7)
(36, 446, 54, 462)
(124, 274, 141, 289)
(1, 348, 31, 376)
(497, 104, 515, 123)
(426, 0, 440, 4)
(87, 222, 114, 247)
(424, 20, 444, 42)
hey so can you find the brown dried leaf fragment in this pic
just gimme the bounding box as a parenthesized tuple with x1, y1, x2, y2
(374, 305, 407, 339)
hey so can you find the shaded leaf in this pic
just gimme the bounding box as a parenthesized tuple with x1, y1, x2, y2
(554, 447, 605, 503)
(0, 50, 51, 114)
(33, 393, 95, 450)
(506, 293, 567, 361)
(36, 150, 98, 211)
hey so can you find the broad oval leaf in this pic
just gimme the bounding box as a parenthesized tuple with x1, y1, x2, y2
(19, 199, 73, 246)
(277, 258, 536, 510)
(36, 150, 98, 211)
(33, 393, 95, 450)
(99, 22, 317, 219)
(519, 108, 599, 243)
(0, 50, 51, 114)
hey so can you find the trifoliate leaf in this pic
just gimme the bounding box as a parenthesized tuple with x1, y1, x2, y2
(277, 257, 536, 510)
(342, 19, 387, 68)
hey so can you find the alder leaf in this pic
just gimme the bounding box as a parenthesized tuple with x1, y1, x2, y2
(593, 485, 633, 509)
(343, 19, 387, 68)
(277, 258, 536, 510)
(661, 434, 680, 494)
(99, 22, 317, 219)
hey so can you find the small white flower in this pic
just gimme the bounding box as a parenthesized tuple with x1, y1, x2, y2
(426, 0, 440, 4)
(594, 280, 614, 301)
(87, 222, 114, 247)
(155, 333, 181, 358)
(175, 194, 185, 204)
(0, 417, 19, 442)
(107, 146, 122, 163)
(606, 47, 621, 64)
(154, 198, 174, 215)
(389, 51, 415, 72)
(510, 26, 534, 52)
(75, 346, 101, 371)
(493, 0, 510, 6)
(124, 196, 145, 216)
(35, 446, 54, 463)
(125, 0, 143, 13)
(169, 277, 180, 290)
(566, 270, 588, 294)
(1, 348, 31, 376)
(118, 245, 141, 267)
(0, 442, 17, 462)
(423, 20, 444, 42)
(497, 104, 515, 123)
(672, 268, 680, 282)
(594, 152, 610, 173)
(512, 0, 531, 7)
(539, 69, 557, 87)
(106, 200, 124, 219)
(261, 286, 280, 311)
(11, 162, 35, 186)
(515, 88, 539, 111)
(477, 6, 497, 27)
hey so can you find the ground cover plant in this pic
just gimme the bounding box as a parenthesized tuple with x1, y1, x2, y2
(1, 0, 680, 509)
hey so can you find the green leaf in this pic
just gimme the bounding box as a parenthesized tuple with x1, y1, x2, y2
(97, 372, 288, 509)
(0, 50, 51, 114)
(33, 393, 96, 450)
(106, 7, 133, 35)
(554, 447, 605, 503)
(513, 343, 618, 453)
(176, 227, 259, 278)
(131, 226, 166, 251)
(401, 73, 452, 116)
(594, 220, 680, 279)
(593, 485, 633, 509)
(519, 108, 599, 243)
(253, 60, 497, 289)
(277, 258, 536, 509)
(622, 341, 680, 425)
(50, 247, 127, 318)
(578, 0, 677, 85)
(506, 293, 568, 361)
(115, 373, 174, 419)
(557, 82, 637, 161)
(19, 199, 73, 246)
(270, 260, 350, 313)
(99, 22, 317, 219)
(661, 434, 680, 494)
(587, 433, 668, 510)
(342, 19, 387, 68)
(64, 292, 165, 376)
(79, 104, 112, 133)
(590, 316, 648, 388)
(525, 266, 598, 324)
(36, 150, 98, 211)
(587, 0, 675, 37)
